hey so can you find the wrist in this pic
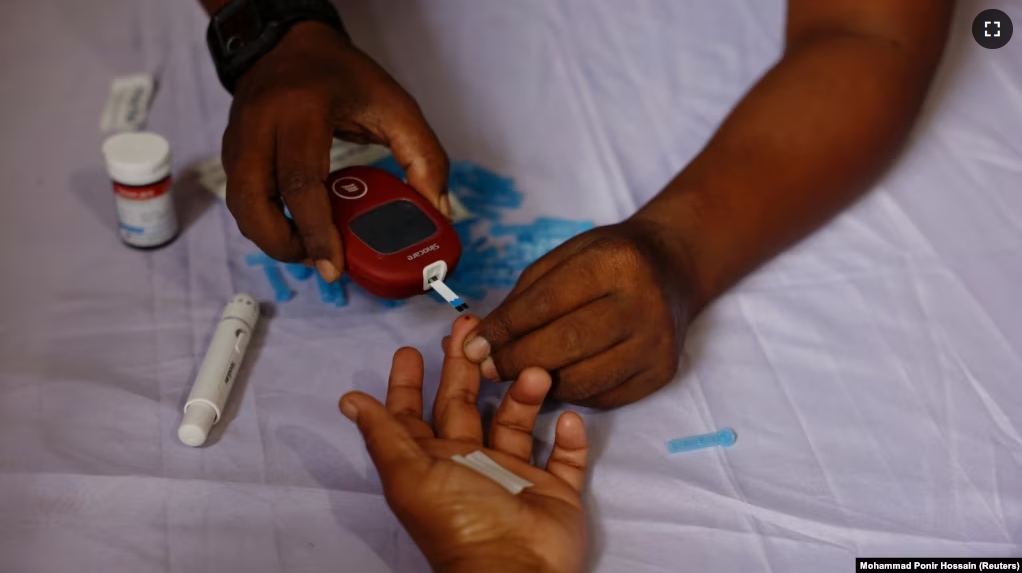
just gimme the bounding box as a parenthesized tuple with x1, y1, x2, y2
(232, 19, 350, 94)
(208, 0, 351, 94)
(279, 19, 352, 50)
(626, 207, 708, 317)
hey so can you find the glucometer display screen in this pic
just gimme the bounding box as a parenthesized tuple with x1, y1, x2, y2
(349, 200, 438, 255)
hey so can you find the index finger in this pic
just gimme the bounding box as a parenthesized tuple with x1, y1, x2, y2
(222, 107, 306, 262)
(276, 112, 344, 281)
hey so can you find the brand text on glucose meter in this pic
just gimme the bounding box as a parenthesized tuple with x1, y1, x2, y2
(408, 243, 440, 260)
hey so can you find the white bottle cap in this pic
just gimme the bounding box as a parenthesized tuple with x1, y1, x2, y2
(178, 402, 217, 447)
(101, 132, 171, 186)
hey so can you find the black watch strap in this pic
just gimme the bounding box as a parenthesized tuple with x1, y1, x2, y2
(207, 0, 348, 94)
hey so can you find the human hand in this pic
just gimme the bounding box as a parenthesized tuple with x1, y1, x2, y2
(340, 315, 589, 573)
(462, 218, 695, 408)
(222, 21, 449, 281)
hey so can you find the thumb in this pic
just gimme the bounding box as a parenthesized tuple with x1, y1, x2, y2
(383, 110, 451, 218)
(340, 392, 430, 481)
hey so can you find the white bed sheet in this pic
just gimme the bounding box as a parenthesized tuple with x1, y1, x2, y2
(1, 0, 1021, 571)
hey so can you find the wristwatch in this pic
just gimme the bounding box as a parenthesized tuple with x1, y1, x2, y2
(207, 0, 348, 93)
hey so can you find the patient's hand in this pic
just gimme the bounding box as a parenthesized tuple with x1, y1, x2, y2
(340, 315, 589, 573)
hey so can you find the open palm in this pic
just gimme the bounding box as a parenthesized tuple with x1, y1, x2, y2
(340, 315, 589, 573)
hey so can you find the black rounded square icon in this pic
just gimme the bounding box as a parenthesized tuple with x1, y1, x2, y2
(973, 9, 1012, 49)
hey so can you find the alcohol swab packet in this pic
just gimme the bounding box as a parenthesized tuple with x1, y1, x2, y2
(100, 74, 155, 133)
(452, 451, 534, 495)
(195, 156, 227, 202)
(446, 192, 473, 223)
(329, 140, 390, 171)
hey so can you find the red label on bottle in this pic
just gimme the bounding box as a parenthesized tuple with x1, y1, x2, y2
(113, 178, 171, 201)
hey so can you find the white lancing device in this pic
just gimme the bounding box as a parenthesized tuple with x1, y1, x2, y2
(178, 294, 260, 447)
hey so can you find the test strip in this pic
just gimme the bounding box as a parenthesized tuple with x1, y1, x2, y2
(446, 192, 474, 222)
(666, 428, 737, 454)
(428, 277, 469, 312)
(452, 451, 533, 495)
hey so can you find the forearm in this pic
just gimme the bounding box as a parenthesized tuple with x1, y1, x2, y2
(635, 29, 948, 313)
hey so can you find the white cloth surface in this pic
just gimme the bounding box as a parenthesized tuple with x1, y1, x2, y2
(1, 0, 1021, 571)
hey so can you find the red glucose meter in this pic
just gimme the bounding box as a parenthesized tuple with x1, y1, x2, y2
(328, 166, 462, 300)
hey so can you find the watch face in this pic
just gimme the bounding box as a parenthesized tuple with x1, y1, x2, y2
(217, 1, 263, 55)
(348, 200, 438, 255)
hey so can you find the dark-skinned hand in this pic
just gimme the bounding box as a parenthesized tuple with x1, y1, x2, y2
(462, 218, 695, 408)
(340, 315, 589, 573)
(222, 21, 449, 282)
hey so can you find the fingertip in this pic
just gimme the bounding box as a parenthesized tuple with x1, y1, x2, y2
(393, 346, 423, 362)
(509, 367, 552, 405)
(339, 392, 363, 422)
(451, 314, 480, 335)
(340, 392, 394, 432)
(480, 357, 499, 381)
(340, 391, 373, 407)
(317, 259, 340, 283)
(448, 315, 481, 359)
(390, 346, 424, 374)
(312, 227, 345, 282)
(520, 367, 553, 390)
(556, 411, 589, 447)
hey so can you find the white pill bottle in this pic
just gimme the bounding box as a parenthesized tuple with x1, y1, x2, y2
(101, 132, 179, 249)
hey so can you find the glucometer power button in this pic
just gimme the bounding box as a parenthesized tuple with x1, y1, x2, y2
(178, 402, 217, 447)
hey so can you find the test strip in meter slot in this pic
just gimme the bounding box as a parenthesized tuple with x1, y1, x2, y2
(428, 276, 469, 313)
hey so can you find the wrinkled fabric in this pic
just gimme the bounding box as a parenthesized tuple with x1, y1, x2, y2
(1, 1, 1020, 571)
